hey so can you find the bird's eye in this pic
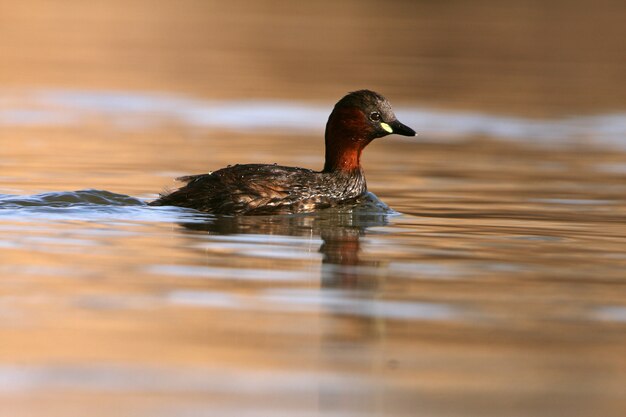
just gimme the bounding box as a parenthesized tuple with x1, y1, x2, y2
(370, 112, 381, 122)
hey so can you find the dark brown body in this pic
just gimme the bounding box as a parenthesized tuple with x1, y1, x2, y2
(150, 164, 367, 215)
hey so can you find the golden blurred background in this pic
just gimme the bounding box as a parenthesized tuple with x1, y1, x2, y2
(1, 0, 624, 114)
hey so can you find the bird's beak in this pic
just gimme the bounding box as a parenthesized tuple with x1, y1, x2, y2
(383, 119, 416, 136)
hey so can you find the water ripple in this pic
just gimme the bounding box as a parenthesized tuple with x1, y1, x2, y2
(167, 289, 457, 321)
(0, 189, 144, 208)
(0, 189, 209, 223)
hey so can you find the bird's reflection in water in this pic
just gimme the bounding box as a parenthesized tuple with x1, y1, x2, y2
(178, 192, 394, 289)
(178, 193, 396, 413)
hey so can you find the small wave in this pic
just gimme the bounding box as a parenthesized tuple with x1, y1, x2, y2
(0, 189, 145, 208)
(0, 190, 207, 223)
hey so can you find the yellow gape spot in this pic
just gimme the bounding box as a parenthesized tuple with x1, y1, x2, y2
(380, 122, 393, 133)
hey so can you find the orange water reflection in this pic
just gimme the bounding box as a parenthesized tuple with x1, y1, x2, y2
(1, 1, 626, 417)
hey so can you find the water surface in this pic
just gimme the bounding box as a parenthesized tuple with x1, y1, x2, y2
(2, 1, 626, 416)
(2, 89, 626, 417)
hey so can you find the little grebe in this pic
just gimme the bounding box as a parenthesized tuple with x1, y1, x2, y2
(150, 90, 416, 215)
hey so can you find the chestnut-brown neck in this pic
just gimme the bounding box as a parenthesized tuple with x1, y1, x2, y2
(322, 107, 373, 173)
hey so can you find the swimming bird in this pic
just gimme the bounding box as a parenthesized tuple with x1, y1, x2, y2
(150, 90, 416, 215)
